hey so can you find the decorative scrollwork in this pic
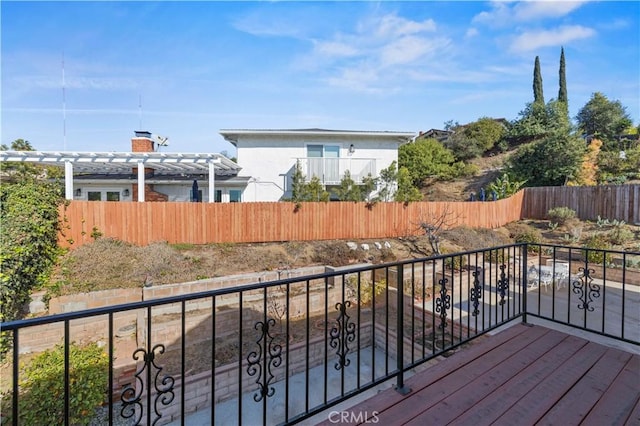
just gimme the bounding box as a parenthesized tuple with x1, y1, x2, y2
(435, 277, 451, 330)
(120, 344, 175, 426)
(329, 301, 357, 370)
(470, 269, 482, 316)
(247, 318, 283, 402)
(572, 267, 600, 312)
(497, 264, 509, 306)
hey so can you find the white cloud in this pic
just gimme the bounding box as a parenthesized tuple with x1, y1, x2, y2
(373, 14, 436, 37)
(293, 12, 453, 92)
(380, 36, 449, 66)
(473, 1, 588, 26)
(513, 1, 586, 21)
(510, 25, 596, 52)
(466, 28, 479, 38)
(313, 39, 359, 57)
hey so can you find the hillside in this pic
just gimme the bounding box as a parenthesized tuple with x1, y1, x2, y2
(421, 151, 511, 201)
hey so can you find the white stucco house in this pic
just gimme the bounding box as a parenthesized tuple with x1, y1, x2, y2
(219, 129, 415, 202)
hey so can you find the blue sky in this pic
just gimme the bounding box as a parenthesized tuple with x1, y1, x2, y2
(2, 1, 638, 155)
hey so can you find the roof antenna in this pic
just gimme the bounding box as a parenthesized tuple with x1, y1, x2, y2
(62, 52, 66, 150)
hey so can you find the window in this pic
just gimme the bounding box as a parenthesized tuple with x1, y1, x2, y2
(307, 144, 340, 182)
(230, 190, 242, 203)
(215, 190, 222, 203)
(88, 192, 101, 201)
(106, 192, 120, 202)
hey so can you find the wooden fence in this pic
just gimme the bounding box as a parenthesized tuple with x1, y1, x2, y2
(59, 191, 524, 248)
(521, 184, 639, 224)
(58, 185, 638, 248)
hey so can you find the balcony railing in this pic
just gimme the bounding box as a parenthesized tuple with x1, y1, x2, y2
(1, 244, 638, 425)
(295, 157, 376, 185)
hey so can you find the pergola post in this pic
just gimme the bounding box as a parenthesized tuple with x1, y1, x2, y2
(137, 161, 145, 202)
(208, 161, 216, 203)
(64, 161, 74, 200)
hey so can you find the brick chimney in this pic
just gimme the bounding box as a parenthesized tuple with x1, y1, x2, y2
(132, 131, 155, 153)
(130, 131, 167, 202)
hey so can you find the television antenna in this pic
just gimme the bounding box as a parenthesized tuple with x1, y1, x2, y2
(153, 135, 169, 151)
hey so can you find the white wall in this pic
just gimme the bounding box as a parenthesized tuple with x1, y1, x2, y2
(236, 134, 402, 201)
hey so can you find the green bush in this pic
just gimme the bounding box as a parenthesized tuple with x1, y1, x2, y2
(1, 342, 108, 426)
(582, 235, 613, 264)
(346, 277, 386, 305)
(607, 226, 634, 245)
(547, 207, 577, 225)
(512, 227, 543, 253)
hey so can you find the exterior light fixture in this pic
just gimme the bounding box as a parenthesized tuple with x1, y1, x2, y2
(348, 144, 355, 154)
(123, 189, 130, 197)
(74, 188, 82, 197)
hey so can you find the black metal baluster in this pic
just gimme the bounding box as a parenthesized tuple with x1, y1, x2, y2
(305, 280, 310, 413)
(395, 264, 410, 394)
(285, 283, 290, 423)
(12, 329, 19, 423)
(385, 267, 389, 376)
(181, 300, 185, 425)
(211, 296, 216, 426)
(356, 272, 361, 389)
(65, 320, 70, 426)
(238, 293, 243, 425)
(108, 313, 114, 426)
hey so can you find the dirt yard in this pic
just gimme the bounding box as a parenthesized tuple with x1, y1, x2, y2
(48, 219, 639, 297)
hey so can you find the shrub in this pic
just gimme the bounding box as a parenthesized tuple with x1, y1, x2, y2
(1, 342, 108, 426)
(547, 207, 576, 225)
(582, 235, 613, 264)
(607, 226, 634, 246)
(505, 222, 544, 252)
(346, 276, 386, 305)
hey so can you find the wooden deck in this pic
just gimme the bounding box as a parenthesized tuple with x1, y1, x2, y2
(317, 324, 640, 426)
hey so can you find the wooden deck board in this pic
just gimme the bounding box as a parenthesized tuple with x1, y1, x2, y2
(442, 334, 588, 426)
(315, 323, 532, 426)
(373, 326, 551, 425)
(404, 330, 569, 426)
(317, 324, 640, 426)
(580, 354, 640, 426)
(537, 347, 633, 425)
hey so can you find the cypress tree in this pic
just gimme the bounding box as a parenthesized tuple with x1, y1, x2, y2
(558, 47, 568, 105)
(533, 56, 544, 104)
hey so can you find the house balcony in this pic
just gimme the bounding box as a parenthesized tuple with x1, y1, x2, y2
(1, 244, 638, 425)
(295, 157, 377, 185)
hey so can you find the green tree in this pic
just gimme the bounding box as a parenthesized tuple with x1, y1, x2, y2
(376, 161, 398, 202)
(533, 56, 544, 104)
(306, 176, 330, 201)
(394, 167, 423, 202)
(289, 161, 329, 204)
(446, 117, 506, 160)
(398, 138, 458, 186)
(509, 133, 585, 186)
(558, 47, 568, 105)
(360, 173, 377, 202)
(575, 92, 632, 149)
(291, 161, 307, 202)
(333, 170, 362, 201)
(508, 99, 571, 144)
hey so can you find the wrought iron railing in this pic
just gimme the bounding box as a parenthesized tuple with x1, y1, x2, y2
(1, 244, 638, 425)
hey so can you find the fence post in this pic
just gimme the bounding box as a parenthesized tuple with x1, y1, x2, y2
(395, 264, 411, 395)
(522, 246, 528, 324)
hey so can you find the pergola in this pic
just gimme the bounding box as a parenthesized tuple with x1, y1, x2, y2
(0, 150, 242, 202)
